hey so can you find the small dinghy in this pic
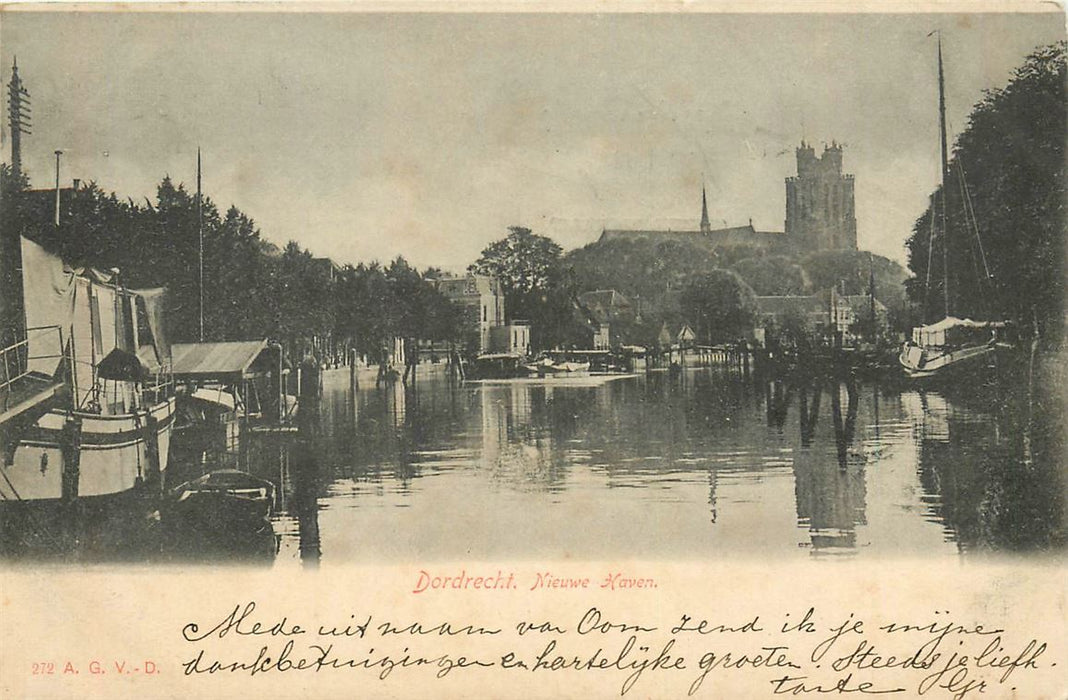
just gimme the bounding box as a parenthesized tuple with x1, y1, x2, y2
(163, 470, 276, 532)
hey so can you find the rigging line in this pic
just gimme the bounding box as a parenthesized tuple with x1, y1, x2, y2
(954, 163, 985, 305)
(957, 161, 992, 281)
(923, 197, 936, 319)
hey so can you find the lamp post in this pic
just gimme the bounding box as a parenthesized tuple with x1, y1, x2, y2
(53, 149, 63, 226)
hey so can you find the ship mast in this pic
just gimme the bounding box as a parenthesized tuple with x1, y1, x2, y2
(197, 147, 204, 342)
(937, 33, 950, 318)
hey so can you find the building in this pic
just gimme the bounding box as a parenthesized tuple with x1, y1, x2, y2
(676, 324, 697, 348)
(598, 221, 784, 252)
(753, 289, 888, 346)
(830, 288, 889, 342)
(435, 274, 505, 354)
(753, 294, 834, 335)
(785, 141, 858, 251)
(490, 322, 531, 356)
(597, 141, 858, 254)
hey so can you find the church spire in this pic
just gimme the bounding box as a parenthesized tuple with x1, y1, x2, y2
(700, 185, 711, 234)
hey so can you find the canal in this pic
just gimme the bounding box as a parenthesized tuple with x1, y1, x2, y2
(256, 367, 1062, 567)
(1, 366, 1061, 565)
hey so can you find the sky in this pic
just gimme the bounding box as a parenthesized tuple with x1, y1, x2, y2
(1, 10, 1063, 271)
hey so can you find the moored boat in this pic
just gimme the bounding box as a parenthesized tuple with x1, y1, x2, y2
(162, 469, 275, 532)
(899, 317, 1009, 381)
(0, 236, 176, 506)
(899, 35, 1011, 385)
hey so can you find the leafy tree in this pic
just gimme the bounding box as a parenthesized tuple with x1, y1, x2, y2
(905, 42, 1065, 345)
(731, 255, 806, 296)
(470, 226, 574, 349)
(679, 270, 757, 344)
(564, 235, 722, 337)
(470, 226, 562, 300)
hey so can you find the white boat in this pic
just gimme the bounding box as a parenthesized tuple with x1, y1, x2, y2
(0, 236, 175, 504)
(899, 317, 1008, 380)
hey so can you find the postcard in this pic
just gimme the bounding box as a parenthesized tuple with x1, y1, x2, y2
(0, 3, 1064, 698)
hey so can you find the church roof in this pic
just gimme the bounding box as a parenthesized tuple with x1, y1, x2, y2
(598, 225, 785, 249)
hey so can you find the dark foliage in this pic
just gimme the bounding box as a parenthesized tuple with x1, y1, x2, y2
(905, 42, 1065, 346)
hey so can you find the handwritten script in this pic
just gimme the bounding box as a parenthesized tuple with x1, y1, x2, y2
(180, 601, 1053, 698)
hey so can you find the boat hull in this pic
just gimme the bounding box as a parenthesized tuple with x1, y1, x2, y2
(898, 343, 999, 381)
(162, 470, 275, 534)
(0, 397, 176, 502)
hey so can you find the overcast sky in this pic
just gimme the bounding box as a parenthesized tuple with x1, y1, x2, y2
(1, 10, 1062, 270)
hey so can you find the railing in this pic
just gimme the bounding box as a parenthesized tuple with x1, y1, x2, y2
(0, 326, 65, 395)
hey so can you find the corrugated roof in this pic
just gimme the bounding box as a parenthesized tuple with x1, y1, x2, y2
(171, 340, 269, 379)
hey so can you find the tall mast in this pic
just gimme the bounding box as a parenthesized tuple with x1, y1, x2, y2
(197, 147, 204, 342)
(937, 33, 950, 318)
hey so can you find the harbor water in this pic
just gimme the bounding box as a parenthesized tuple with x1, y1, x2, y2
(262, 367, 1062, 566)
(1, 366, 1062, 565)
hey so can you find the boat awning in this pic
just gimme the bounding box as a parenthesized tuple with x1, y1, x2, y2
(918, 317, 1008, 333)
(97, 348, 152, 382)
(171, 340, 271, 381)
(188, 386, 237, 411)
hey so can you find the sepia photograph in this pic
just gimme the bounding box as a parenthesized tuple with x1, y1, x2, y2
(0, 4, 1064, 699)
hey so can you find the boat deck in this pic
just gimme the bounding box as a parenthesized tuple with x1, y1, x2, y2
(0, 372, 63, 427)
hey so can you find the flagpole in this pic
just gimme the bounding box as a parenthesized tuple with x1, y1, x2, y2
(197, 147, 204, 342)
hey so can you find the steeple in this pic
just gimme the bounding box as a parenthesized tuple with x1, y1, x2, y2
(700, 186, 711, 234)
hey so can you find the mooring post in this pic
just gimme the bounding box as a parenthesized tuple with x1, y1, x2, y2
(59, 415, 82, 546)
(143, 413, 162, 494)
(59, 415, 82, 505)
(349, 347, 359, 392)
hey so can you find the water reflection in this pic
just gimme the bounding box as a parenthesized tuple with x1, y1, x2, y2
(259, 368, 1060, 564)
(786, 379, 867, 555)
(905, 386, 1064, 553)
(1, 366, 1062, 564)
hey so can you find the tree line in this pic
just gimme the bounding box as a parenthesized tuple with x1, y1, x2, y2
(1, 166, 461, 363)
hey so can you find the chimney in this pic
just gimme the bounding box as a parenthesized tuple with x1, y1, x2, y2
(72, 178, 80, 190)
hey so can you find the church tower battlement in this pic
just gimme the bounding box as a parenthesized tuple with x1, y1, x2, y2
(785, 141, 857, 251)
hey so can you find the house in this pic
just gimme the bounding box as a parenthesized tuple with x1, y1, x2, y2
(576, 290, 637, 346)
(830, 288, 890, 341)
(490, 321, 531, 356)
(570, 300, 611, 350)
(753, 294, 830, 334)
(434, 274, 505, 354)
(676, 324, 696, 348)
(754, 289, 890, 347)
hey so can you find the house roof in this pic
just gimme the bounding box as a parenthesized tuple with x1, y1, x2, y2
(577, 289, 633, 325)
(171, 340, 270, 380)
(837, 294, 888, 314)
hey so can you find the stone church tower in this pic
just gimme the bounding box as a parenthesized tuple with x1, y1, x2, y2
(785, 141, 857, 250)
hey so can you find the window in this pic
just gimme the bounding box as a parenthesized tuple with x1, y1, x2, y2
(482, 305, 487, 322)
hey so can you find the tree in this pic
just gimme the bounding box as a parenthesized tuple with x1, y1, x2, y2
(679, 270, 757, 344)
(470, 226, 562, 300)
(470, 226, 573, 349)
(564, 235, 722, 339)
(731, 255, 806, 296)
(905, 42, 1065, 345)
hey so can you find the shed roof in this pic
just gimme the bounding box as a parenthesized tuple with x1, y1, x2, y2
(171, 340, 269, 380)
